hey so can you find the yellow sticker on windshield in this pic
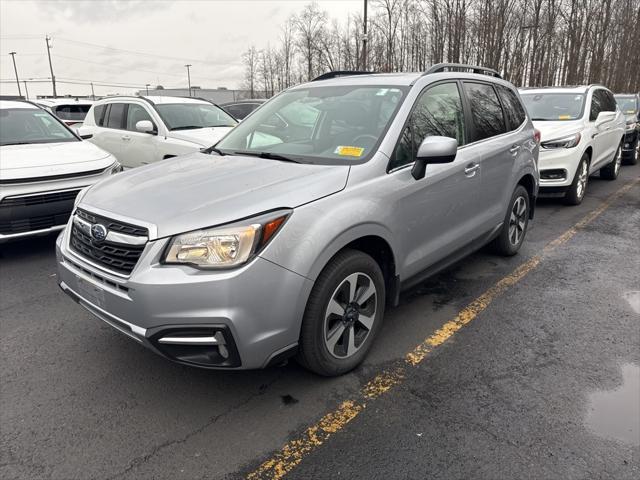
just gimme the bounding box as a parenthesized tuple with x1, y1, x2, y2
(558, 114, 571, 120)
(335, 146, 365, 157)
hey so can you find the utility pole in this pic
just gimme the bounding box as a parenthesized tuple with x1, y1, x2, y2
(9, 52, 22, 97)
(45, 35, 57, 97)
(23, 81, 29, 100)
(145, 83, 150, 95)
(185, 64, 192, 96)
(362, 0, 368, 71)
(90, 82, 95, 100)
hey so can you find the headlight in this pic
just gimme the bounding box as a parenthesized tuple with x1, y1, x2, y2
(541, 133, 581, 149)
(163, 210, 290, 268)
(626, 122, 637, 132)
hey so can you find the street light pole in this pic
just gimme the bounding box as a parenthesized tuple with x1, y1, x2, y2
(185, 64, 192, 97)
(23, 81, 29, 100)
(9, 52, 22, 97)
(45, 36, 57, 97)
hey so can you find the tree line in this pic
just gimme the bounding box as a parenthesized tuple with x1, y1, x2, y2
(242, 0, 640, 97)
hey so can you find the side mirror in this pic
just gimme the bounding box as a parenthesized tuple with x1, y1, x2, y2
(411, 136, 458, 180)
(136, 120, 156, 134)
(595, 111, 615, 128)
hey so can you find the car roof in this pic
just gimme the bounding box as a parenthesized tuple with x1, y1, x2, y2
(519, 85, 609, 95)
(95, 95, 212, 105)
(0, 100, 39, 110)
(36, 98, 94, 106)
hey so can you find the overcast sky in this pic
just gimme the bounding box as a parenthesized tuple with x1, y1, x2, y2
(0, 0, 362, 98)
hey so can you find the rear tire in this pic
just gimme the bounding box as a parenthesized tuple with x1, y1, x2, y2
(490, 185, 530, 257)
(564, 153, 589, 205)
(296, 250, 385, 376)
(600, 143, 622, 180)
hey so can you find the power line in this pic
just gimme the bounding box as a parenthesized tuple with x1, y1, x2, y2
(55, 37, 241, 66)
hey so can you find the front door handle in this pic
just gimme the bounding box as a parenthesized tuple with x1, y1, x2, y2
(464, 163, 480, 177)
(509, 144, 521, 155)
(121, 135, 131, 141)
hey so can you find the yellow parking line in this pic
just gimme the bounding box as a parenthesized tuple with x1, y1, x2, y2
(246, 178, 639, 480)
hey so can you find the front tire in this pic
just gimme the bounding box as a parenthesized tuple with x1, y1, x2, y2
(490, 185, 530, 256)
(600, 143, 622, 180)
(297, 250, 385, 376)
(564, 153, 589, 205)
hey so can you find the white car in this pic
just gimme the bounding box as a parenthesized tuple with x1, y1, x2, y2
(0, 100, 121, 242)
(34, 98, 94, 128)
(520, 85, 625, 205)
(80, 96, 237, 168)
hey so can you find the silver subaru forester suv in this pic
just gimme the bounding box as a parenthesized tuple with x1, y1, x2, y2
(56, 64, 539, 376)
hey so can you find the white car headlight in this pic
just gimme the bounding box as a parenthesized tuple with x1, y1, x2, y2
(541, 132, 581, 149)
(626, 122, 637, 132)
(110, 160, 123, 174)
(163, 211, 290, 268)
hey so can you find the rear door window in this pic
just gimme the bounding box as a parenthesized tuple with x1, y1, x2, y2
(105, 103, 127, 129)
(496, 85, 526, 131)
(463, 82, 507, 141)
(94, 104, 106, 126)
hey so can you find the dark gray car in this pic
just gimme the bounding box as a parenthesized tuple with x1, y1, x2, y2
(56, 64, 539, 376)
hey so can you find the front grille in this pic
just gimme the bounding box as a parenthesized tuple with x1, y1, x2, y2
(0, 212, 70, 234)
(70, 209, 148, 275)
(0, 168, 107, 185)
(0, 189, 81, 235)
(0, 189, 81, 208)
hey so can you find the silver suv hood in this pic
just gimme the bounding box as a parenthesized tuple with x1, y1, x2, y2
(80, 152, 349, 238)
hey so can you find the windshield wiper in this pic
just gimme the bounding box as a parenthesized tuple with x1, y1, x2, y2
(1, 142, 31, 146)
(233, 151, 301, 163)
(171, 125, 204, 131)
(202, 146, 226, 156)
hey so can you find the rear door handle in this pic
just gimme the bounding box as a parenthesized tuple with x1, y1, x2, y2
(464, 163, 480, 177)
(121, 135, 131, 141)
(509, 144, 521, 155)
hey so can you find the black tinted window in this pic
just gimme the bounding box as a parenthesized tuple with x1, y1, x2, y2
(224, 103, 256, 119)
(603, 91, 617, 112)
(496, 85, 526, 131)
(94, 105, 106, 126)
(390, 82, 465, 170)
(53, 105, 90, 121)
(464, 82, 507, 141)
(590, 90, 606, 121)
(106, 103, 126, 129)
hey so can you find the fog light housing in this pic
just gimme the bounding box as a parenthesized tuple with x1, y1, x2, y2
(151, 326, 240, 367)
(540, 169, 567, 180)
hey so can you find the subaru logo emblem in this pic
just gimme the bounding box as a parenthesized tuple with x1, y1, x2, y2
(91, 224, 108, 242)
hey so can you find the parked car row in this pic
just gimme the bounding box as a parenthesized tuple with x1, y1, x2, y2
(1, 65, 636, 377)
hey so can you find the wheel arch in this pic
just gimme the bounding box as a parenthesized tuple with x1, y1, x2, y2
(517, 173, 537, 219)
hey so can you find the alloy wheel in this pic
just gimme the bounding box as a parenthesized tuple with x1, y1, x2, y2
(614, 145, 622, 175)
(508, 196, 527, 246)
(323, 272, 377, 359)
(576, 160, 588, 199)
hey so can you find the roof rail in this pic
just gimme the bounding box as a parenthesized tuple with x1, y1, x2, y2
(312, 70, 375, 82)
(423, 63, 502, 79)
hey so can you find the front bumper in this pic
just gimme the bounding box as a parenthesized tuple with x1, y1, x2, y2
(56, 227, 313, 369)
(537, 146, 584, 189)
(622, 129, 638, 158)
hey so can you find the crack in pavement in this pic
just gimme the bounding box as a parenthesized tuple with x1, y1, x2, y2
(104, 373, 283, 480)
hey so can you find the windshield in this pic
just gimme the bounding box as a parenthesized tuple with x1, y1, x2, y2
(615, 96, 638, 115)
(0, 108, 78, 146)
(215, 85, 408, 164)
(154, 103, 237, 130)
(520, 93, 585, 121)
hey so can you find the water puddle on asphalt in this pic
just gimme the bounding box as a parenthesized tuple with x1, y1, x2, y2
(622, 291, 640, 314)
(585, 363, 640, 446)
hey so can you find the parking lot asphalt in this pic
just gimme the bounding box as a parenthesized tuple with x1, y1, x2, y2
(1, 164, 639, 480)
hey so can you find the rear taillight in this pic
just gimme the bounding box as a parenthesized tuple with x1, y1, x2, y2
(534, 129, 541, 144)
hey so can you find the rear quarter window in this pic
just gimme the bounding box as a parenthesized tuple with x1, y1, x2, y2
(463, 82, 507, 141)
(496, 85, 526, 131)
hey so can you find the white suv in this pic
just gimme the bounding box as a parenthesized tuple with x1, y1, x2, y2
(520, 85, 625, 205)
(81, 96, 237, 168)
